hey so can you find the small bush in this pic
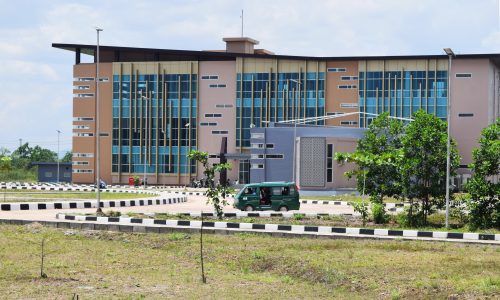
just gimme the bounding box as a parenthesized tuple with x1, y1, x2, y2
(133, 176, 140, 186)
(293, 213, 304, 221)
(104, 210, 121, 217)
(371, 203, 389, 224)
(450, 195, 469, 226)
(0, 168, 37, 182)
(396, 205, 425, 227)
(351, 201, 369, 226)
(427, 213, 445, 226)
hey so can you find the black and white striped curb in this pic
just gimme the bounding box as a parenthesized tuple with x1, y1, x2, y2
(1, 184, 158, 195)
(0, 183, 209, 196)
(145, 211, 355, 218)
(0, 196, 187, 211)
(55, 214, 499, 243)
(169, 191, 208, 196)
(1, 182, 185, 190)
(301, 200, 406, 211)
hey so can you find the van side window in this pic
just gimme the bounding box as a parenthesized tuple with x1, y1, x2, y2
(271, 187, 282, 195)
(282, 186, 289, 195)
(289, 185, 296, 194)
(244, 187, 256, 195)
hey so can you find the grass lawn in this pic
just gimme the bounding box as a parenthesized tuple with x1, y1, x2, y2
(0, 191, 152, 202)
(0, 224, 498, 299)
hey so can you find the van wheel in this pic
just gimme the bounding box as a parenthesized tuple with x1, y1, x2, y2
(279, 206, 288, 212)
(244, 205, 254, 212)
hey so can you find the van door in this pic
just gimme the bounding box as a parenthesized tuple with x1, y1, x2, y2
(270, 186, 284, 211)
(287, 184, 300, 210)
(257, 186, 273, 210)
(240, 186, 259, 210)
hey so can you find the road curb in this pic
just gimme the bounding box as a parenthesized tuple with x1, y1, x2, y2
(300, 200, 407, 211)
(1, 184, 158, 195)
(0, 196, 187, 211)
(52, 213, 500, 244)
(147, 211, 355, 218)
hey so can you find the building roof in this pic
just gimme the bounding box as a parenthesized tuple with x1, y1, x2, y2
(222, 37, 259, 45)
(52, 43, 500, 64)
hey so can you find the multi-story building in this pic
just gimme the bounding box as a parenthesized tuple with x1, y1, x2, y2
(54, 37, 500, 188)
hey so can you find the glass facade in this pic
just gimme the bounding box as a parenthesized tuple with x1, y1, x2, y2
(111, 73, 197, 174)
(236, 72, 325, 147)
(239, 159, 250, 184)
(358, 70, 448, 127)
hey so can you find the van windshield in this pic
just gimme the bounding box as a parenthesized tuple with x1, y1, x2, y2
(235, 188, 245, 198)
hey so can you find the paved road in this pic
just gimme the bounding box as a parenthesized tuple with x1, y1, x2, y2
(0, 194, 355, 223)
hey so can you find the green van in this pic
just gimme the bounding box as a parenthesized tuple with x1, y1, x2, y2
(233, 182, 300, 211)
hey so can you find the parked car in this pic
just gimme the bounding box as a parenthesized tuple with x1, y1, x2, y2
(233, 181, 300, 211)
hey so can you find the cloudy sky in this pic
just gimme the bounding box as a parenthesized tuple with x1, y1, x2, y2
(1, 0, 499, 154)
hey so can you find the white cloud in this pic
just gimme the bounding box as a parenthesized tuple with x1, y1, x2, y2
(1, 0, 500, 152)
(481, 31, 500, 52)
(0, 60, 59, 80)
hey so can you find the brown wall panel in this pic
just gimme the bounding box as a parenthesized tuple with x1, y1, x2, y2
(72, 63, 113, 184)
(325, 61, 359, 127)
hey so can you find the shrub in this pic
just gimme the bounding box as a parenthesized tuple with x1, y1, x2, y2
(427, 213, 445, 226)
(104, 210, 121, 217)
(371, 203, 389, 224)
(293, 213, 304, 221)
(450, 194, 469, 226)
(0, 168, 37, 182)
(396, 205, 424, 227)
(351, 201, 369, 226)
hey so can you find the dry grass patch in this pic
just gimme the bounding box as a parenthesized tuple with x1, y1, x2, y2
(0, 224, 498, 299)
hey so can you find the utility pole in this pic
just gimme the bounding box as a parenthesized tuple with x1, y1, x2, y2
(240, 9, 244, 37)
(443, 48, 455, 228)
(96, 27, 103, 213)
(57, 130, 61, 183)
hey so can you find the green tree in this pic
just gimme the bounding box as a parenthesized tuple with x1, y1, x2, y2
(61, 151, 72, 163)
(465, 118, 500, 229)
(30, 146, 57, 162)
(0, 156, 12, 171)
(11, 143, 32, 169)
(11, 143, 57, 169)
(188, 150, 232, 219)
(12, 143, 31, 159)
(354, 112, 404, 202)
(0, 147, 10, 157)
(401, 110, 460, 225)
(335, 113, 403, 223)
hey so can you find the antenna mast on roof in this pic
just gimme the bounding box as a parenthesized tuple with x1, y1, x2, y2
(240, 9, 244, 37)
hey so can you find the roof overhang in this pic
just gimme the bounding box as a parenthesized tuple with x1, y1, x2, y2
(52, 43, 500, 65)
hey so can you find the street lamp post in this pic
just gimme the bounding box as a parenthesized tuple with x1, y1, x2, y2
(139, 91, 148, 188)
(185, 122, 190, 186)
(57, 130, 61, 183)
(444, 47, 454, 228)
(95, 27, 103, 213)
(290, 79, 301, 184)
